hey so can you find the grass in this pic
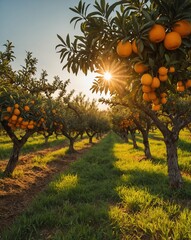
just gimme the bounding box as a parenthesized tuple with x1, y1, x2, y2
(1, 131, 191, 240)
(0, 133, 65, 160)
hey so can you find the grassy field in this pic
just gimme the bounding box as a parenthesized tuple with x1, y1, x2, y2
(1, 130, 191, 240)
(0, 133, 66, 161)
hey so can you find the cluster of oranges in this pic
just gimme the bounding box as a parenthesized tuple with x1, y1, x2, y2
(116, 19, 191, 111)
(2, 102, 44, 131)
(149, 20, 191, 50)
(120, 118, 134, 129)
(116, 20, 191, 59)
(176, 79, 191, 92)
(141, 67, 172, 111)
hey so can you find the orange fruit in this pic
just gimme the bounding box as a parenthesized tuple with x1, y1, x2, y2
(134, 62, 148, 74)
(22, 121, 29, 126)
(160, 92, 167, 98)
(177, 81, 183, 86)
(143, 93, 150, 102)
(13, 108, 20, 116)
(116, 40, 132, 57)
(152, 98, 160, 105)
(18, 117, 23, 123)
(141, 73, 153, 85)
(6, 106, 12, 113)
(3, 115, 10, 120)
(177, 86, 185, 92)
(14, 103, 19, 108)
(149, 24, 166, 43)
(161, 97, 167, 104)
(151, 77, 160, 88)
(164, 31, 182, 50)
(159, 74, 168, 82)
(142, 85, 152, 93)
(158, 66, 168, 75)
(186, 79, 191, 88)
(173, 20, 191, 37)
(169, 66, 175, 73)
(24, 105, 30, 111)
(28, 124, 34, 129)
(132, 39, 138, 54)
(11, 115, 18, 121)
(152, 104, 161, 111)
(148, 91, 157, 100)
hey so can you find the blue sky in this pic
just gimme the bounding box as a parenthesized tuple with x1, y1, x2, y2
(0, 0, 116, 107)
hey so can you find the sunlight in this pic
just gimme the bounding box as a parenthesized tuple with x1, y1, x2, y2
(104, 71, 112, 81)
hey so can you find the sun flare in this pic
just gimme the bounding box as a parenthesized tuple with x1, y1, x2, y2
(104, 71, 112, 81)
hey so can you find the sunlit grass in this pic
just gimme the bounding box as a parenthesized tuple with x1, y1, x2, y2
(2, 131, 191, 240)
(0, 133, 65, 160)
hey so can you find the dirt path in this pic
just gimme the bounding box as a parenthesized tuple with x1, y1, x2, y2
(0, 143, 93, 235)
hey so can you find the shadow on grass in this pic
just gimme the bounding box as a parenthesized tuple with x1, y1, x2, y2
(177, 138, 191, 152)
(1, 133, 123, 240)
(2, 132, 191, 240)
(118, 167, 191, 200)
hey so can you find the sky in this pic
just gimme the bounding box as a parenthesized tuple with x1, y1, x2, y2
(0, 0, 116, 109)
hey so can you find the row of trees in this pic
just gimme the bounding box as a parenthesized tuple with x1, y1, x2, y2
(56, 0, 191, 189)
(0, 41, 110, 177)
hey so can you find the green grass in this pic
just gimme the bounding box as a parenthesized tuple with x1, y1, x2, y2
(1, 131, 191, 240)
(0, 133, 66, 160)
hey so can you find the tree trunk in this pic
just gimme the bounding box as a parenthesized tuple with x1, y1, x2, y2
(68, 138, 76, 154)
(4, 143, 22, 177)
(89, 136, 93, 144)
(44, 135, 49, 145)
(165, 137, 183, 189)
(130, 129, 138, 149)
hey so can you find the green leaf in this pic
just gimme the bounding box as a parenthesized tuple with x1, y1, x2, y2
(142, 9, 152, 21)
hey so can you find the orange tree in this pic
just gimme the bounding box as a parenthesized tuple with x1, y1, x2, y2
(57, 0, 191, 189)
(109, 101, 154, 158)
(0, 41, 68, 176)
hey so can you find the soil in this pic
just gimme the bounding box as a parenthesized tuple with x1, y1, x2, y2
(0, 143, 93, 236)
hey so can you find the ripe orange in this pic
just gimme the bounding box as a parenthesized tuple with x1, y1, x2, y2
(13, 108, 20, 116)
(152, 98, 160, 105)
(116, 40, 132, 57)
(164, 32, 182, 50)
(177, 81, 183, 86)
(141, 73, 153, 85)
(11, 115, 18, 121)
(169, 66, 175, 73)
(151, 77, 160, 88)
(161, 97, 167, 104)
(24, 105, 30, 111)
(14, 103, 19, 108)
(149, 24, 166, 43)
(18, 117, 23, 123)
(159, 74, 168, 82)
(134, 62, 148, 74)
(22, 121, 29, 126)
(143, 93, 150, 101)
(158, 66, 168, 75)
(160, 92, 167, 98)
(148, 91, 157, 100)
(132, 39, 138, 54)
(28, 124, 34, 129)
(177, 86, 185, 92)
(142, 85, 152, 93)
(152, 104, 161, 111)
(186, 79, 191, 88)
(6, 106, 12, 113)
(173, 20, 191, 37)
(3, 115, 10, 120)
